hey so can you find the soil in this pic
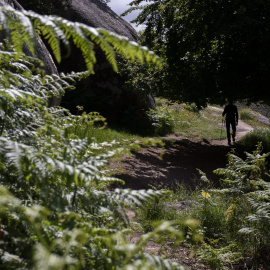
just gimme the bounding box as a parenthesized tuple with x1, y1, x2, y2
(112, 118, 253, 191)
(110, 112, 256, 269)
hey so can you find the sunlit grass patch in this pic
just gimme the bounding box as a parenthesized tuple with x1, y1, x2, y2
(78, 125, 139, 143)
(173, 106, 226, 140)
(239, 108, 256, 121)
(238, 127, 270, 153)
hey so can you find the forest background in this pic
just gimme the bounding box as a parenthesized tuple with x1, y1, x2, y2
(0, 0, 270, 269)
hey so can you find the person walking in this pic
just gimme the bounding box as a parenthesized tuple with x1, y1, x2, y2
(222, 100, 238, 145)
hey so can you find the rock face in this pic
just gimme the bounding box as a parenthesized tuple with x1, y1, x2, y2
(65, 0, 138, 41)
(3, 0, 155, 132)
(54, 0, 155, 131)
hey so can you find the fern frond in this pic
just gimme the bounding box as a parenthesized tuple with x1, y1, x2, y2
(26, 12, 68, 63)
(0, 5, 161, 72)
(98, 28, 162, 68)
(78, 22, 118, 72)
(1, 7, 35, 58)
(144, 253, 186, 270)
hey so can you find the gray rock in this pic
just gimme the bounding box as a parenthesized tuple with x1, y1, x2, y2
(66, 0, 138, 41)
(162, 201, 201, 213)
(53, 0, 155, 129)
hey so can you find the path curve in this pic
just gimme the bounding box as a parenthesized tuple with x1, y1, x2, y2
(210, 106, 253, 146)
(211, 119, 253, 146)
(111, 110, 254, 191)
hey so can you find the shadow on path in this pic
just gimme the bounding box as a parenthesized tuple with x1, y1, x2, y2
(113, 139, 231, 190)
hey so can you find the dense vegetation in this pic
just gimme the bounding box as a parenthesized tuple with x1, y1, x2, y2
(124, 0, 270, 107)
(1, 2, 270, 270)
(134, 103, 270, 269)
(0, 5, 187, 269)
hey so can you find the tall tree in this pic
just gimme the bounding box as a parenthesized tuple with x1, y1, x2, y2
(125, 0, 270, 106)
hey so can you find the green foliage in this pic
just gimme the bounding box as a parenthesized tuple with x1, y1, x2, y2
(118, 58, 162, 99)
(183, 103, 200, 113)
(238, 128, 270, 153)
(210, 145, 270, 266)
(239, 185, 270, 263)
(193, 194, 228, 241)
(0, 5, 185, 270)
(0, 5, 161, 73)
(147, 108, 175, 136)
(214, 145, 270, 196)
(239, 109, 256, 121)
(197, 242, 239, 270)
(124, 0, 270, 106)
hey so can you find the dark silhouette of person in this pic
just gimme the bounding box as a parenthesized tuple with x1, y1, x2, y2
(222, 100, 238, 145)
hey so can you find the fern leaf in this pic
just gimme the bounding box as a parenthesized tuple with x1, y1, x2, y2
(27, 12, 66, 63)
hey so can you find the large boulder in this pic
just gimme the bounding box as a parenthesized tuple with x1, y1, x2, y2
(4, 0, 156, 132)
(53, 0, 155, 131)
(64, 0, 138, 41)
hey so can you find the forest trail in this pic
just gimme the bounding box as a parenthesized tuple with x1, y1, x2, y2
(112, 116, 253, 191)
(210, 106, 253, 146)
(111, 110, 254, 270)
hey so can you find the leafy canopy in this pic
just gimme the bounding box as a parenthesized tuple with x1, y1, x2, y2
(125, 0, 270, 107)
(0, 4, 161, 72)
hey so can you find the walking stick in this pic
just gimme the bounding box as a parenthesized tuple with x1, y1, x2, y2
(220, 117, 224, 139)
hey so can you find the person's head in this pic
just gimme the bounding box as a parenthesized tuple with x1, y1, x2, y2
(228, 99, 233, 105)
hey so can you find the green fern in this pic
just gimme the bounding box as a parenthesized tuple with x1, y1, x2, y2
(214, 147, 270, 196)
(0, 4, 187, 269)
(0, 5, 161, 72)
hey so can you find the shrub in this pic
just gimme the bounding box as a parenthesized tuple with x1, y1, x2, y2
(184, 103, 200, 113)
(147, 108, 175, 136)
(239, 109, 256, 121)
(238, 128, 270, 153)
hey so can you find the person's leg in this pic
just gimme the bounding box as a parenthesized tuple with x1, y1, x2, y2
(231, 120, 236, 142)
(226, 120, 231, 143)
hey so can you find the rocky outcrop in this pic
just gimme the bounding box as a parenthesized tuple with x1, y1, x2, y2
(2, 0, 156, 132)
(65, 0, 138, 41)
(53, 0, 155, 130)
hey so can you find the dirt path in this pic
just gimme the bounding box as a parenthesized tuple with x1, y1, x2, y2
(112, 118, 253, 191)
(110, 116, 254, 269)
(211, 107, 253, 146)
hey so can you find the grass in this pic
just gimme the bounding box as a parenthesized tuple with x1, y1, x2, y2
(66, 99, 228, 156)
(238, 127, 270, 153)
(155, 99, 226, 140)
(239, 108, 256, 122)
(78, 126, 140, 143)
(239, 108, 270, 129)
(74, 99, 270, 269)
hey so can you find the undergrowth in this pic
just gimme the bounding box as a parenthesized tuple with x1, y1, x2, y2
(238, 128, 270, 154)
(2, 3, 270, 270)
(0, 5, 185, 270)
(136, 145, 270, 269)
